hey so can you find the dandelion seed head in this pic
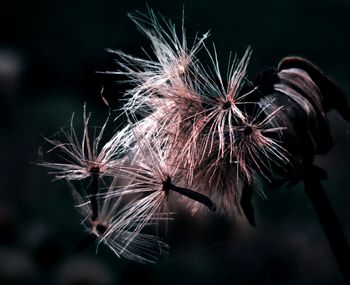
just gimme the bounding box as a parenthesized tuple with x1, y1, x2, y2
(41, 8, 347, 263)
(109, 10, 268, 217)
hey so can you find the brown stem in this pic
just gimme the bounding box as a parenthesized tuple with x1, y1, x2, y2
(89, 167, 100, 221)
(304, 169, 350, 284)
(163, 177, 217, 211)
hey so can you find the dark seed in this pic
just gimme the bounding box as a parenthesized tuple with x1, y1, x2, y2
(222, 101, 231, 110)
(243, 126, 253, 135)
(96, 224, 107, 235)
(90, 166, 100, 174)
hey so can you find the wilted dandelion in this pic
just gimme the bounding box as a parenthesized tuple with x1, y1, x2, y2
(40, 9, 350, 277)
(105, 10, 288, 217)
(108, 11, 267, 186)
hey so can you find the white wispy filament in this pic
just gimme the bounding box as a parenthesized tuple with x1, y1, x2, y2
(41, 105, 129, 181)
(72, 180, 168, 263)
(41, 9, 293, 263)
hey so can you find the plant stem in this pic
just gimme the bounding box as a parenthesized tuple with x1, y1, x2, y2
(89, 167, 100, 221)
(163, 177, 217, 211)
(304, 171, 350, 284)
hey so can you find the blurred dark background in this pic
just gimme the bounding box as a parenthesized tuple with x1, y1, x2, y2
(1, 0, 350, 284)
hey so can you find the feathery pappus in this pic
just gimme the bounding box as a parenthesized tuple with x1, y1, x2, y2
(40, 106, 171, 262)
(71, 179, 169, 263)
(40, 8, 350, 264)
(40, 104, 130, 181)
(107, 9, 209, 116)
(108, 11, 290, 215)
(109, 130, 216, 217)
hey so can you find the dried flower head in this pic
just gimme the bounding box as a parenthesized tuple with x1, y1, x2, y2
(41, 8, 350, 263)
(107, 10, 289, 217)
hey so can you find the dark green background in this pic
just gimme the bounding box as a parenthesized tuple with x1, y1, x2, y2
(1, 0, 350, 284)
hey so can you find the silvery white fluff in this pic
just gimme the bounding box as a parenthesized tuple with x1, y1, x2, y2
(40, 104, 130, 181)
(108, 10, 289, 216)
(42, 9, 340, 262)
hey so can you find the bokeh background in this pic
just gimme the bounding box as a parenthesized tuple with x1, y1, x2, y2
(1, 0, 350, 284)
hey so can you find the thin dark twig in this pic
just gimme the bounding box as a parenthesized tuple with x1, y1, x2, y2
(304, 167, 350, 284)
(89, 167, 100, 221)
(163, 177, 217, 211)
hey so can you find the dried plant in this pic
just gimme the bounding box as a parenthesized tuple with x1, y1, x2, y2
(40, 9, 350, 277)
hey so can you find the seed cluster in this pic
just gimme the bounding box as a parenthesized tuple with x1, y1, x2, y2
(41, 10, 342, 263)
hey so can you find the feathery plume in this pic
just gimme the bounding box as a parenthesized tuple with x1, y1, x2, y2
(234, 103, 289, 182)
(72, 179, 168, 263)
(107, 132, 216, 226)
(107, 9, 209, 116)
(40, 105, 130, 181)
